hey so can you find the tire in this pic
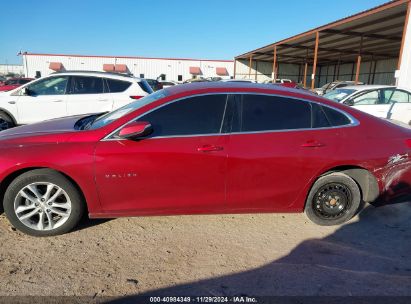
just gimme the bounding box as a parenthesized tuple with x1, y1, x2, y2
(3, 169, 85, 237)
(0, 111, 15, 131)
(304, 172, 361, 226)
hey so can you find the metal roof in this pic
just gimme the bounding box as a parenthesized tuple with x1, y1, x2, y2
(236, 0, 410, 65)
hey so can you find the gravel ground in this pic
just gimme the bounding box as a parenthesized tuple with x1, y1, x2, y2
(0, 200, 411, 299)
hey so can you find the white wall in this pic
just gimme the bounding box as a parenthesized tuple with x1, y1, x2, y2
(0, 64, 24, 76)
(398, 12, 411, 88)
(23, 54, 234, 81)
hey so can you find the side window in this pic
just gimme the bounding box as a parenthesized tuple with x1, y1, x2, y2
(26, 76, 69, 96)
(322, 106, 352, 126)
(106, 78, 132, 93)
(352, 90, 380, 105)
(240, 95, 311, 132)
(136, 94, 228, 137)
(71, 76, 104, 94)
(311, 103, 331, 128)
(390, 90, 410, 103)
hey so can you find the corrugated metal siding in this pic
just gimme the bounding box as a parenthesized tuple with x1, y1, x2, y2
(235, 57, 399, 87)
(23, 55, 234, 81)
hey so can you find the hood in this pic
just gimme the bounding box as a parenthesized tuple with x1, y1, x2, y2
(0, 115, 87, 141)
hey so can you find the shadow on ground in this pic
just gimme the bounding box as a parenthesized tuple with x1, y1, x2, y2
(107, 190, 411, 300)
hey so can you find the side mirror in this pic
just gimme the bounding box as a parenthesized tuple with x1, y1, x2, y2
(118, 121, 153, 140)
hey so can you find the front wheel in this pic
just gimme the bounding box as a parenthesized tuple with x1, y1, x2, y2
(3, 169, 85, 236)
(304, 172, 361, 226)
(0, 112, 15, 131)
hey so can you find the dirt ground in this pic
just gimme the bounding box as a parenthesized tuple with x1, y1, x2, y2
(1, 200, 411, 299)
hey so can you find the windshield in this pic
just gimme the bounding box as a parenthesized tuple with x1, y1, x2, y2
(89, 90, 168, 129)
(323, 89, 357, 102)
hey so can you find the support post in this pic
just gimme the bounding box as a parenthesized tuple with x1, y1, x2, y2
(311, 32, 319, 90)
(355, 35, 363, 84)
(255, 60, 258, 81)
(367, 55, 374, 84)
(248, 55, 253, 79)
(272, 45, 277, 82)
(303, 62, 308, 88)
(233, 60, 237, 79)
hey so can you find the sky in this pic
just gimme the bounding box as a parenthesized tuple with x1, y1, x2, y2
(0, 0, 388, 64)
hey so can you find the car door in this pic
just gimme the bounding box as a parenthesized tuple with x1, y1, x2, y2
(386, 89, 411, 125)
(93, 94, 231, 214)
(104, 78, 135, 110)
(15, 76, 69, 124)
(66, 76, 113, 116)
(226, 94, 340, 212)
(350, 89, 391, 118)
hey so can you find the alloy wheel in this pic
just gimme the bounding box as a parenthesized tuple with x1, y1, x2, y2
(13, 182, 72, 231)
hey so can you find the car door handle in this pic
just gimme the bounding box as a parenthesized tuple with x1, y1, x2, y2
(98, 98, 109, 101)
(197, 145, 224, 152)
(301, 140, 325, 148)
(8, 101, 16, 104)
(51, 99, 63, 102)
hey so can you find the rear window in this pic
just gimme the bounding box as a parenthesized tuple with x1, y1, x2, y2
(106, 78, 132, 93)
(138, 81, 153, 94)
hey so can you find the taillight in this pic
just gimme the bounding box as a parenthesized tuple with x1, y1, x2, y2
(130, 95, 143, 100)
(406, 139, 411, 148)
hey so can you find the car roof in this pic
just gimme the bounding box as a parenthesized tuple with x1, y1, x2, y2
(50, 71, 143, 81)
(163, 81, 314, 98)
(340, 84, 394, 90)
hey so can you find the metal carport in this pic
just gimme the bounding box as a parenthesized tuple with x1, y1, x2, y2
(234, 0, 411, 89)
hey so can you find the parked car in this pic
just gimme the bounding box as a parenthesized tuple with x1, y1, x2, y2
(314, 81, 364, 95)
(144, 79, 163, 91)
(0, 78, 34, 92)
(264, 78, 298, 88)
(159, 80, 179, 88)
(1, 82, 411, 236)
(324, 85, 411, 125)
(0, 71, 153, 130)
(0, 75, 6, 85)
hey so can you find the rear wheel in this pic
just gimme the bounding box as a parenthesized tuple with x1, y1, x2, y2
(304, 172, 361, 226)
(0, 112, 15, 131)
(3, 169, 85, 236)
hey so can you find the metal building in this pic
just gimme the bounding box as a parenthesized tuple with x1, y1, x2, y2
(21, 53, 234, 82)
(234, 0, 411, 89)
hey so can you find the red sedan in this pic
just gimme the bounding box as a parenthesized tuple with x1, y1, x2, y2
(0, 82, 410, 236)
(0, 78, 34, 92)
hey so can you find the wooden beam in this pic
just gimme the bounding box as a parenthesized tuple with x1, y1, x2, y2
(311, 32, 320, 90)
(303, 62, 308, 88)
(248, 55, 253, 79)
(272, 45, 277, 83)
(398, 0, 411, 70)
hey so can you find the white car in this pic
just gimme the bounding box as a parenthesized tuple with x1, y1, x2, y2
(0, 71, 153, 130)
(323, 85, 411, 125)
(314, 81, 364, 95)
(159, 80, 179, 88)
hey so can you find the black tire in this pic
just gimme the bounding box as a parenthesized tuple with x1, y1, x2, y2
(3, 169, 85, 237)
(0, 111, 15, 131)
(304, 172, 361, 226)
